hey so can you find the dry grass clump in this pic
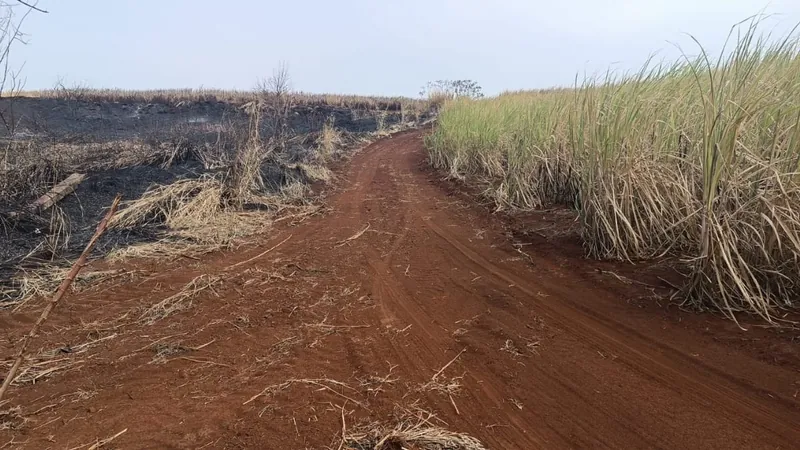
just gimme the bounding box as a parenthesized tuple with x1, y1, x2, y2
(344, 421, 487, 450)
(415, 375, 463, 398)
(1, 142, 61, 203)
(357, 365, 399, 398)
(108, 108, 296, 258)
(427, 19, 800, 322)
(111, 176, 226, 230)
(1, 268, 56, 307)
(106, 155, 324, 260)
(318, 117, 344, 161)
(294, 163, 333, 184)
(2, 139, 143, 216)
(107, 175, 273, 258)
(1, 267, 132, 308)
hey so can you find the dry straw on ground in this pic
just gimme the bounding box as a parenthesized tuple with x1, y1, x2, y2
(139, 274, 221, 325)
(343, 421, 487, 450)
(107, 175, 276, 259)
(0, 196, 120, 402)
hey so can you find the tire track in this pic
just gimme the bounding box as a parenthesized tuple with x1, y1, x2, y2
(349, 129, 800, 448)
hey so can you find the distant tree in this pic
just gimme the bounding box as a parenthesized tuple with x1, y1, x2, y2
(0, 0, 47, 135)
(256, 61, 293, 146)
(13, 1, 46, 13)
(420, 80, 484, 99)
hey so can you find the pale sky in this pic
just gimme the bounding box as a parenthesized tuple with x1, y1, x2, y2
(9, 0, 800, 96)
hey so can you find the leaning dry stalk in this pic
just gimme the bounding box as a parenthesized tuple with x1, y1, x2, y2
(227, 105, 269, 207)
(0, 195, 121, 402)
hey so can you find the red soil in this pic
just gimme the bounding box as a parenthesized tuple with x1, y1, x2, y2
(1, 129, 798, 449)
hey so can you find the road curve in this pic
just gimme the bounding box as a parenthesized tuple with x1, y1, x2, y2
(2, 129, 799, 449)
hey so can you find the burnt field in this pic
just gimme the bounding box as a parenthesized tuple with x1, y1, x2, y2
(0, 94, 405, 142)
(0, 93, 429, 304)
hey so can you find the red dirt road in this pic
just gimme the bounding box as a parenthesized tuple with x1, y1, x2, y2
(2, 130, 800, 449)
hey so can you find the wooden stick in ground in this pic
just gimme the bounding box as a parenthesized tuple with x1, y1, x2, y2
(28, 172, 86, 212)
(0, 194, 121, 402)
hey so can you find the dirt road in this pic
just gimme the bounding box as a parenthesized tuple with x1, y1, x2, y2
(2, 130, 799, 449)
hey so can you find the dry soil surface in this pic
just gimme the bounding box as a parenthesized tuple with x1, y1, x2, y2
(1, 129, 799, 449)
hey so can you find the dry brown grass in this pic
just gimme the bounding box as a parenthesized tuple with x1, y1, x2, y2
(318, 118, 344, 162)
(107, 175, 275, 260)
(105, 104, 327, 260)
(105, 108, 398, 261)
(0, 138, 184, 218)
(1, 141, 61, 203)
(3, 267, 134, 309)
(357, 365, 399, 398)
(3, 265, 64, 307)
(343, 420, 487, 450)
(18, 88, 421, 111)
(104, 171, 320, 262)
(1, 332, 116, 386)
(111, 176, 225, 230)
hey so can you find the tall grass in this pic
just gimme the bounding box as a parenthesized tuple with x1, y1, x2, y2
(427, 20, 800, 322)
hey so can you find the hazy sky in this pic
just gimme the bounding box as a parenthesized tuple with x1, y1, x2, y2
(9, 0, 800, 96)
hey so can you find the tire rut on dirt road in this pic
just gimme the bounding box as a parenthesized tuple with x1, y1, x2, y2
(323, 130, 800, 449)
(2, 129, 799, 449)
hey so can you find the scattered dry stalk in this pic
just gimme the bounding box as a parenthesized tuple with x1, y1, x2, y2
(139, 274, 221, 325)
(244, 378, 365, 409)
(0, 195, 121, 402)
(85, 428, 128, 450)
(431, 348, 466, 381)
(334, 224, 371, 248)
(225, 234, 292, 271)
